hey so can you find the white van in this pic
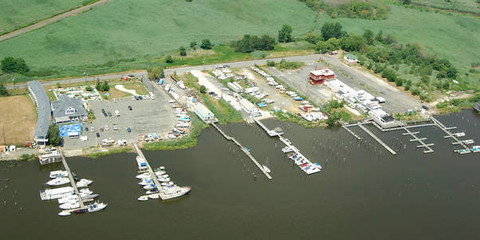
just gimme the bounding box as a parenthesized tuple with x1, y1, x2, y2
(115, 110, 120, 116)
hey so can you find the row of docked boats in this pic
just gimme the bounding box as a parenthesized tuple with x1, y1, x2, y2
(287, 153, 322, 175)
(40, 170, 107, 216)
(135, 155, 191, 201)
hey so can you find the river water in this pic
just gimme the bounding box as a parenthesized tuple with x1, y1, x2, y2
(1, 110, 480, 239)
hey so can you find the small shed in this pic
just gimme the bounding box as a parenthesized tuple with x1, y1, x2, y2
(194, 103, 215, 123)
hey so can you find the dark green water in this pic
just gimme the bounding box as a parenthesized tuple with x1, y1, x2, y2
(1, 110, 480, 240)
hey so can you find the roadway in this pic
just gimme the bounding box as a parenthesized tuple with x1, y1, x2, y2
(0, 0, 113, 42)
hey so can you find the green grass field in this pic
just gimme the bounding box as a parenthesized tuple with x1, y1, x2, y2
(411, 0, 480, 14)
(0, 0, 89, 34)
(0, 0, 478, 77)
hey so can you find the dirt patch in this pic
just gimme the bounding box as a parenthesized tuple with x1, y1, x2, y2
(0, 95, 36, 144)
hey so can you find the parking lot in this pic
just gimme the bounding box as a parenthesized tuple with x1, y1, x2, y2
(63, 87, 177, 149)
(266, 57, 422, 113)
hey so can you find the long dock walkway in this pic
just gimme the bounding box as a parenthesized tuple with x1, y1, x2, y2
(211, 123, 272, 179)
(402, 127, 434, 153)
(60, 153, 85, 209)
(358, 124, 397, 155)
(133, 144, 168, 199)
(342, 125, 362, 140)
(253, 117, 282, 137)
(431, 116, 471, 153)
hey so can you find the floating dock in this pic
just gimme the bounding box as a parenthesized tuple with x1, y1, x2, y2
(211, 123, 272, 179)
(342, 125, 362, 140)
(253, 117, 283, 137)
(60, 153, 86, 210)
(430, 116, 471, 153)
(358, 124, 397, 155)
(133, 144, 171, 199)
(402, 127, 434, 153)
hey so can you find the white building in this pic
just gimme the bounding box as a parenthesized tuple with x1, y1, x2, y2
(194, 103, 215, 123)
(227, 82, 243, 93)
(239, 98, 260, 117)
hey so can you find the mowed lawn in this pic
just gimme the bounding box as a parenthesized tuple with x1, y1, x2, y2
(0, 0, 87, 33)
(0, 0, 478, 72)
(0, 95, 36, 145)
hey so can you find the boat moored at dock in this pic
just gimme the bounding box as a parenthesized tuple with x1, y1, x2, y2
(46, 177, 70, 186)
(40, 187, 75, 200)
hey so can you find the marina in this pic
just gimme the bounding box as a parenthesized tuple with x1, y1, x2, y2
(39, 152, 107, 216)
(211, 122, 272, 179)
(133, 143, 191, 200)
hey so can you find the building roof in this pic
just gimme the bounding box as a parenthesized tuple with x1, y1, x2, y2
(52, 95, 87, 120)
(311, 69, 335, 76)
(28, 81, 50, 140)
(194, 103, 214, 117)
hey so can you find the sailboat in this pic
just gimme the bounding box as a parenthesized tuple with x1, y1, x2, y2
(262, 158, 271, 173)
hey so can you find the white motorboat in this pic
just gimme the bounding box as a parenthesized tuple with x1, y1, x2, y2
(138, 179, 153, 186)
(154, 171, 166, 176)
(162, 186, 192, 200)
(58, 211, 71, 216)
(263, 165, 271, 173)
(136, 156, 147, 171)
(136, 173, 151, 179)
(158, 177, 170, 182)
(282, 147, 293, 153)
(59, 202, 80, 210)
(87, 202, 107, 212)
(143, 184, 157, 190)
(159, 174, 169, 178)
(79, 188, 93, 195)
(145, 190, 158, 194)
(148, 194, 160, 199)
(58, 193, 99, 204)
(49, 170, 68, 179)
(161, 181, 175, 187)
(137, 195, 149, 201)
(46, 177, 70, 186)
(40, 187, 75, 200)
(76, 179, 93, 188)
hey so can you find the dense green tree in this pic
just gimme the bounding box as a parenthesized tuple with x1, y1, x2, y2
(190, 41, 197, 49)
(1, 57, 29, 74)
(304, 31, 320, 44)
(375, 30, 383, 42)
(102, 81, 110, 91)
(340, 34, 365, 52)
(200, 39, 212, 49)
(321, 22, 343, 41)
(395, 77, 404, 86)
(179, 46, 187, 56)
(381, 68, 397, 82)
(255, 35, 276, 51)
(402, 0, 411, 4)
(199, 85, 207, 94)
(234, 35, 256, 53)
(363, 29, 374, 45)
(314, 41, 335, 53)
(0, 83, 8, 96)
(278, 24, 293, 43)
(148, 67, 164, 80)
(48, 124, 62, 147)
(165, 55, 173, 63)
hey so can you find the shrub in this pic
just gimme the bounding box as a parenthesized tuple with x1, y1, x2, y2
(200, 39, 212, 49)
(199, 85, 206, 94)
(0, 83, 8, 96)
(278, 24, 293, 43)
(165, 55, 173, 63)
(179, 46, 187, 56)
(321, 22, 343, 41)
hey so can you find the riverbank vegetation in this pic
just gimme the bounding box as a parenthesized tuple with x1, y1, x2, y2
(87, 147, 133, 158)
(144, 113, 207, 151)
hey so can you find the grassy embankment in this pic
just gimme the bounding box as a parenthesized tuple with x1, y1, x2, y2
(2, 0, 478, 88)
(0, 0, 101, 34)
(144, 112, 207, 151)
(87, 147, 133, 158)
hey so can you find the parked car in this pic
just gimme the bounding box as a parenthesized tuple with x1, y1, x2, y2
(128, 74, 135, 78)
(90, 127, 94, 132)
(127, 127, 131, 133)
(128, 105, 133, 111)
(113, 98, 118, 103)
(113, 124, 118, 131)
(104, 125, 109, 131)
(108, 112, 112, 117)
(422, 105, 429, 110)
(96, 132, 100, 137)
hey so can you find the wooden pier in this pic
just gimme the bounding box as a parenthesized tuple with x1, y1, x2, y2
(133, 143, 169, 199)
(342, 125, 362, 140)
(60, 153, 86, 209)
(211, 123, 272, 179)
(402, 127, 434, 153)
(430, 116, 471, 153)
(358, 124, 397, 155)
(253, 117, 283, 137)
